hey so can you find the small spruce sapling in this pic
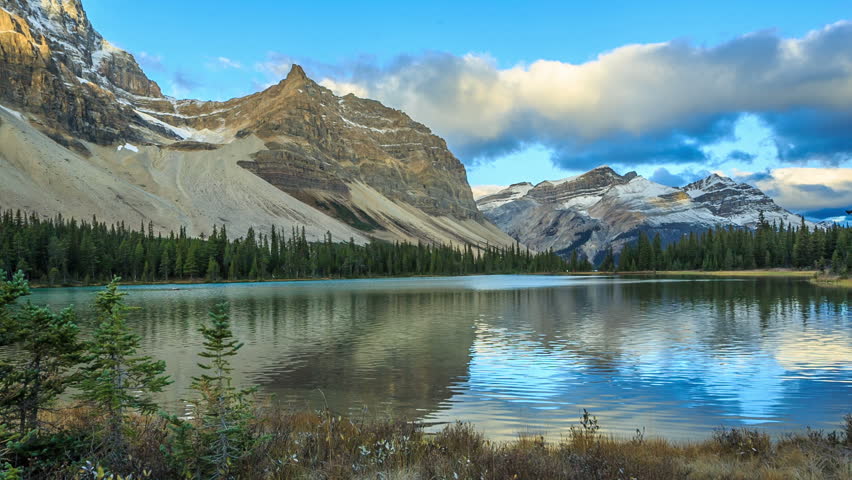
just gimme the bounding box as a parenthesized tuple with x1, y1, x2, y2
(162, 302, 259, 479)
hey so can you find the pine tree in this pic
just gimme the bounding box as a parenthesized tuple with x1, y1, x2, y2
(0, 303, 81, 434)
(0, 270, 29, 344)
(160, 248, 171, 281)
(163, 303, 258, 478)
(76, 278, 170, 463)
(206, 257, 220, 282)
(184, 245, 198, 279)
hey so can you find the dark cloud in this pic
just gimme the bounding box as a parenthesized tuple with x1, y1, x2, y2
(799, 207, 851, 220)
(763, 110, 852, 165)
(727, 150, 756, 163)
(794, 184, 838, 196)
(548, 115, 738, 171)
(649, 167, 687, 187)
(738, 170, 774, 183)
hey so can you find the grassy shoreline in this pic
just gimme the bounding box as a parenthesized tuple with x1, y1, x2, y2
(14, 407, 851, 479)
(564, 269, 822, 278)
(809, 275, 852, 288)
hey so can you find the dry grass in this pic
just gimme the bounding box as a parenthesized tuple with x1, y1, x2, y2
(810, 276, 852, 288)
(561, 269, 821, 278)
(6, 409, 851, 479)
(655, 269, 819, 278)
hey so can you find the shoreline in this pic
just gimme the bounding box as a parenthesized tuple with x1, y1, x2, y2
(561, 269, 822, 278)
(28, 268, 843, 289)
(29, 407, 852, 478)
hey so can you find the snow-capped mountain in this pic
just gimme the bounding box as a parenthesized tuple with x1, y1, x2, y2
(477, 166, 807, 263)
(0, 0, 513, 248)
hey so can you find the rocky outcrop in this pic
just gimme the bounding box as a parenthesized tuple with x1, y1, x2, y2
(0, 0, 513, 247)
(0, 2, 153, 144)
(477, 167, 807, 263)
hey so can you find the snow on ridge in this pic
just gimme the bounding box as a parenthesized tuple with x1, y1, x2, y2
(683, 173, 739, 198)
(134, 109, 191, 139)
(0, 104, 26, 121)
(613, 176, 676, 197)
(545, 175, 579, 187)
(338, 114, 407, 134)
(477, 183, 535, 211)
(117, 143, 138, 152)
(135, 106, 236, 120)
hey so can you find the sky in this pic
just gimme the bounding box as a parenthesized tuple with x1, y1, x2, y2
(86, 0, 852, 222)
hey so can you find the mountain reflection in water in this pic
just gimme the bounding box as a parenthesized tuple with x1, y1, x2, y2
(28, 275, 850, 441)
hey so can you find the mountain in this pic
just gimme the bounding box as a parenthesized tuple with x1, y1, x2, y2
(477, 166, 807, 263)
(0, 0, 512, 247)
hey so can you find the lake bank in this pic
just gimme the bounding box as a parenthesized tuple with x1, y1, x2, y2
(22, 407, 852, 479)
(809, 275, 852, 288)
(564, 269, 819, 278)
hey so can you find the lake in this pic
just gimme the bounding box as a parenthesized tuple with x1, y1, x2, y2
(27, 275, 851, 441)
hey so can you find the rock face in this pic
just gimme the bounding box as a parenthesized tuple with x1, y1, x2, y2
(0, 0, 512, 247)
(477, 166, 807, 263)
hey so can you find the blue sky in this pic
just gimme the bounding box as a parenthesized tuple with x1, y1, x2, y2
(86, 1, 852, 220)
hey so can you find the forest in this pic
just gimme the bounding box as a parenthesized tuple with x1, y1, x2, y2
(0, 209, 567, 284)
(612, 213, 851, 273)
(1, 209, 850, 284)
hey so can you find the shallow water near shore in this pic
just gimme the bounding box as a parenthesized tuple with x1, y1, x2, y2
(27, 275, 851, 442)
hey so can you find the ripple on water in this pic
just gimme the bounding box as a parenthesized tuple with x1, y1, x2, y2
(23, 275, 852, 441)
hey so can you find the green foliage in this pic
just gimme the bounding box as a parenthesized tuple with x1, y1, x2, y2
(76, 278, 170, 463)
(162, 303, 260, 479)
(0, 303, 82, 435)
(598, 247, 615, 272)
(0, 270, 29, 344)
(618, 218, 852, 274)
(2, 269, 83, 435)
(4, 429, 92, 478)
(0, 210, 567, 286)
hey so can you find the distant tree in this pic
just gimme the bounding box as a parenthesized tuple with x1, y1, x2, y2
(206, 257, 220, 282)
(184, 245, 198, 280)
(599, 247, 615, 272)
(159, 248, 171, 281)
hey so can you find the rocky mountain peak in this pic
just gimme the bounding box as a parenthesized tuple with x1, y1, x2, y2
(285, 64, 309, 82)
(682, 173, 739, 196)
(477, 165, 809, 263)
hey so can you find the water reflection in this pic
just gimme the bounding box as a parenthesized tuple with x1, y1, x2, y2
(28, 275, 850, 441)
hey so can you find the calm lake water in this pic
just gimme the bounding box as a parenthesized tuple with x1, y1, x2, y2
(28, 275, 851, 441)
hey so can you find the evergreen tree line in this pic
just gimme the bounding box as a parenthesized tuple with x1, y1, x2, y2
(615, 214, 851, 274)
(0, 209, 567, 285)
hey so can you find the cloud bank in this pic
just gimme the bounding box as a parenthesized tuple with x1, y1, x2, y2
(298, 22, 852, 170)
(744, 167, 852, 212)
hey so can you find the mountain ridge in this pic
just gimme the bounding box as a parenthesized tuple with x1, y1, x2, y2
(0, 0, 514, 248)
(477, 168, 808, 263)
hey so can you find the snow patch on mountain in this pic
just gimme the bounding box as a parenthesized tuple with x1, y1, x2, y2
(477, 167, 812, 263)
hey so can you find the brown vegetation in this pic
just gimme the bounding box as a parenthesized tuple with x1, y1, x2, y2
(13, 408, 851, 479)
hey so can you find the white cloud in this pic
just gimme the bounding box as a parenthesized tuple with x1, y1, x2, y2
(470, 185, 507, 199)
(746, 167, 852, 211)
(310, 21, 852, 167)
(216, 56, 242, 69)
(318, 78, 369, 98)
